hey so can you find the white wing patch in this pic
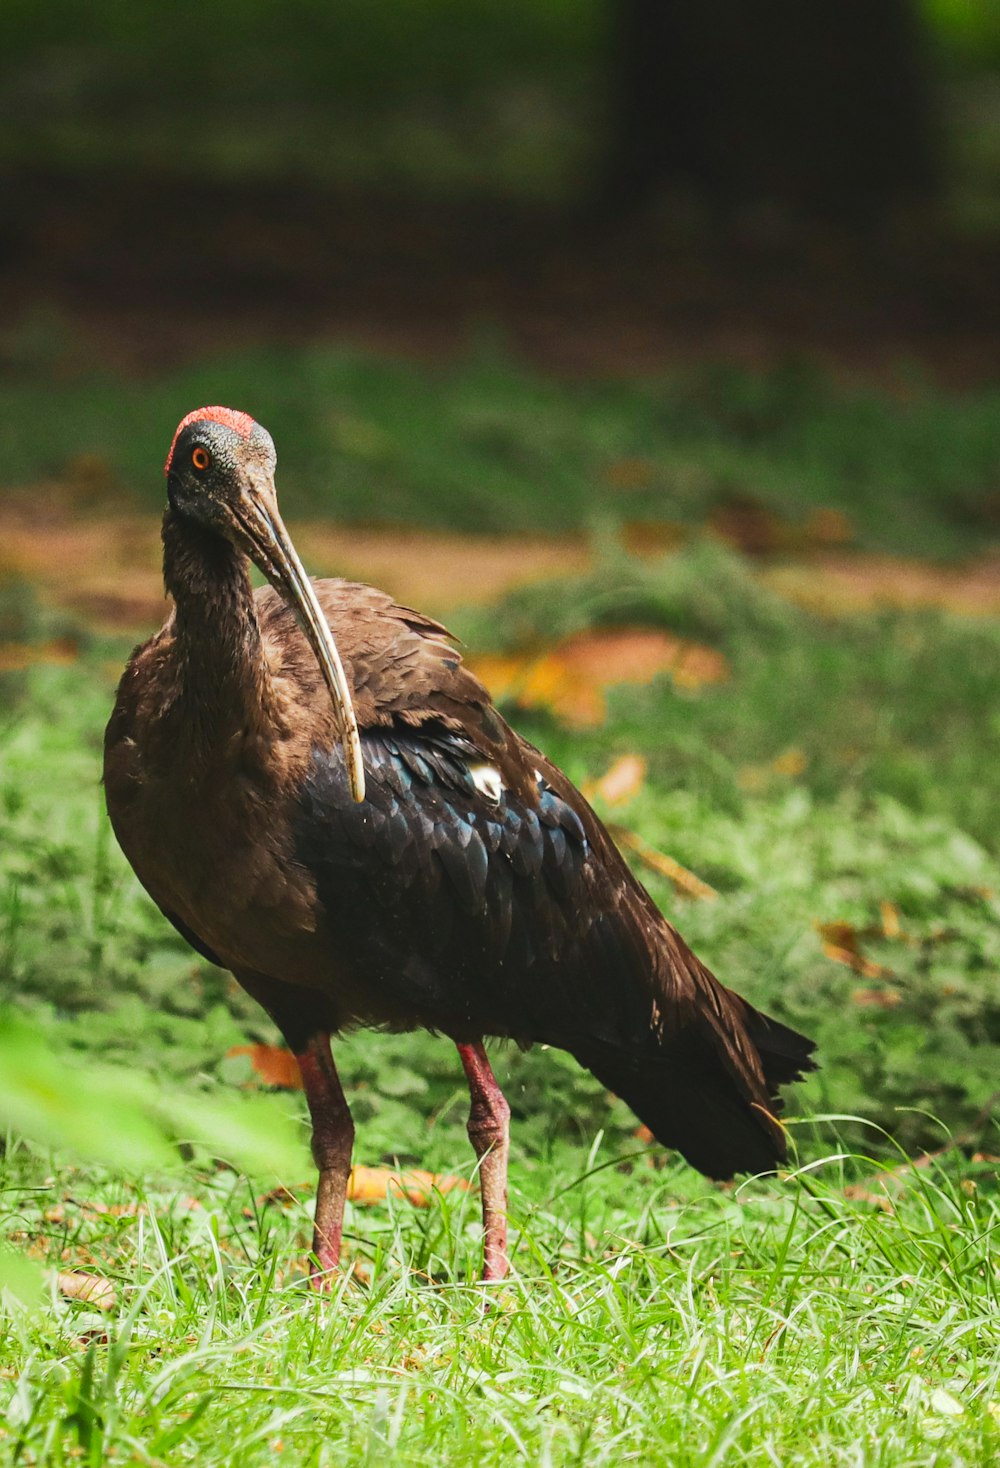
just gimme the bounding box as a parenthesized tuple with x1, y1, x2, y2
(469, 763, 504, 803)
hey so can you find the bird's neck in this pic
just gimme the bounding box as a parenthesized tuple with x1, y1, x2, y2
(161, 508, 273, 742)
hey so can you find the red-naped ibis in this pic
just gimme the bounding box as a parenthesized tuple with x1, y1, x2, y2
(104, 406, 816, 1288)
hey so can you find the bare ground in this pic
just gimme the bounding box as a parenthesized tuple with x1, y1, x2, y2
(2, 495, 997, 642)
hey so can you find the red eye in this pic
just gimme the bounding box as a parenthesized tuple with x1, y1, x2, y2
(191, 446, 211, 472)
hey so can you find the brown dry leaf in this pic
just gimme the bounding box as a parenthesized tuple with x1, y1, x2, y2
(852, 987, 903, 1009)
(805, 508, 854, 546)
(81, 1200, 143, 1218)
(822, 943, 892, 980)
(880, 900, 902, 940)
(228, 1044, 303, 1090)
(818, 920, 861, 953)
(586, 754, 648, 807)
(256, 1183, 313, 1210)
(471, 629, 728, 728)
(710, 495, 788, 554)
(772, 747, 807, 778)
(817, 921, 893, 980)
(711, 495, 854, 556)
(620, 519, 684, 556)
(604, 458, 657, 490)
(843, 1185, 894, 1213)
(57, 1272, 117, 1311)
(347, 1165, 470, 1207)
(740, 747, 808, 790)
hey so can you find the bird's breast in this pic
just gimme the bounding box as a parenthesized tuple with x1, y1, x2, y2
(105, 705, 332, 984)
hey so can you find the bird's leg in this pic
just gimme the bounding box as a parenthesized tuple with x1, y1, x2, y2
(294, 1032, 355, 1290)
(456, 1041, 511, 1282)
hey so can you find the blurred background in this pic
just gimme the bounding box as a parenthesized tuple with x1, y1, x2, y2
(1, 0, 1000, 377)
(0, 2, 998, 1182)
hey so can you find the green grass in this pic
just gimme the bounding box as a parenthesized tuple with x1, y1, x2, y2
(1, 348, 999, 1460)
(3, 341, 1000, 557)
(2, 1134, 999, 1466)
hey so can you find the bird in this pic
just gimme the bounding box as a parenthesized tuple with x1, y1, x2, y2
(104, 406, 816, 1289)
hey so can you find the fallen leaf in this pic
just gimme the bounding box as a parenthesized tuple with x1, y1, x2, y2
(762, 550, 1000, 617)
(471, 628, 728, 727)
(740, 747, 808, 790)
(255, 1183, 313, 1210)
(879, 900, 902, 940)
(817, 920, 862, 953)
(843, 1184, 894, 1213)
(816, 921, 893, 979)
(228, 1044, 303, 1090)
(822, 943, 892, 981)
(56, 1272, 116, 1311)
(852, 987, 903, 1008)
(79, 1200, 143, 1218)
(586, 754, 647, 807)
(603, 458, 657, 490)
(620, 520, 684, 555)
(347, 1165, 470, 1208)
(710, 494, 854, 556)
(804, 508, 853, 546)
(772, 747, 807, 778)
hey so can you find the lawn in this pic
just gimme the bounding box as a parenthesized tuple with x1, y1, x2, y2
(0, 348, 998, 1464)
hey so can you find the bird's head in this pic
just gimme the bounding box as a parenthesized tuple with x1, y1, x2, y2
(165, 406, 365, 802)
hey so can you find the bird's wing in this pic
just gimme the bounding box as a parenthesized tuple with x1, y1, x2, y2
(264, 579, 815, 1175)
(258, 577, 529, 792)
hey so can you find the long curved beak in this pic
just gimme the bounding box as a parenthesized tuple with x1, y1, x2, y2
(233, 481, 366, 803)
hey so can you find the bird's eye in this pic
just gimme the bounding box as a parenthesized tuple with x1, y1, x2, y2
(191, 446, 212, 473)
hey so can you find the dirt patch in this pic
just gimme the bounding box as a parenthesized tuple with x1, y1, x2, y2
(762, 552, 1000, 617)
(1, 496, 997, 637)
(0, 498, 588, 632)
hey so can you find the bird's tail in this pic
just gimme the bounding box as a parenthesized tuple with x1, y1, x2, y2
(570, 995, 816, 1181)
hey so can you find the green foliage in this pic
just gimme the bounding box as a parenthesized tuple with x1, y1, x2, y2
(0, 1013, 303, 1178)
(2, 561, 998, 1158)
(925, 0, 1000, 65)
(2, 345, 999, 556)
(461, 535, 798, 647)
(474, 541, 1000, 846)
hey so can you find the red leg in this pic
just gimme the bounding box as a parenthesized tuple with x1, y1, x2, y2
(295, 1033, 355, 1291)
(456, 1041, 511, 1282)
